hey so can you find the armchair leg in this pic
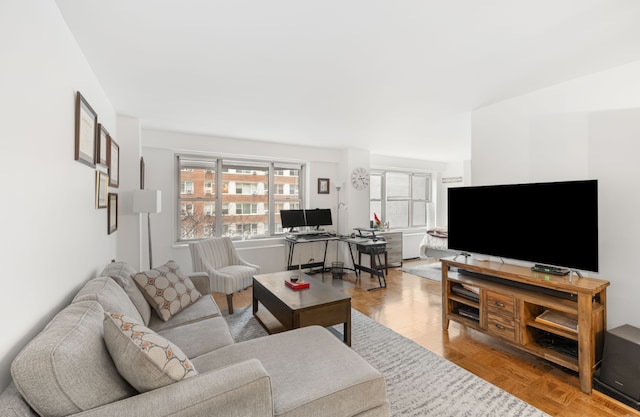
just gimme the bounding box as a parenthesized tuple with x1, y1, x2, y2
(226, 294, 234, 314)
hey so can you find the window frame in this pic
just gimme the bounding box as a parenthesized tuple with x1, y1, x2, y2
(176, 154, 304, 242)
(370, 169, 432, 230)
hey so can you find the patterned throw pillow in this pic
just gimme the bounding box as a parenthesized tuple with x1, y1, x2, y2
(103, 312, 198, 392)
(131, 261, 202, 321)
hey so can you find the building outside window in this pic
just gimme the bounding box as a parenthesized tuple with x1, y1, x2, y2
(273, 165, 301, 233)
(179, 159, 216, 240)
(177, 155, 303, 241)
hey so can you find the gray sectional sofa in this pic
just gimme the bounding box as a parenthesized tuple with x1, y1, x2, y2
(0, 261, 389, 416)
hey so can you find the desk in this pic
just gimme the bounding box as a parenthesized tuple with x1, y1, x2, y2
(284, 234, 388, 290)
(285, 234, 340, 272)
(342, 237, 387, 291)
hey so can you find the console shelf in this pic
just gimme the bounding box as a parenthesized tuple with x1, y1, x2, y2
(441, 257, 609, 394)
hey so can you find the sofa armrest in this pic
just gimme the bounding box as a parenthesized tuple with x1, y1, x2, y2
(187, 272, 211, 295)
(72, 359, 273, 417)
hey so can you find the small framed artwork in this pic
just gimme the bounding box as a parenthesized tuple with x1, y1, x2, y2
(318, 178, 330, 194)
(96, 171, 109, 208)
(107, 136, 119, 188)
(108, 193, 118, 234)
(74, 91, 98, 167)
(96, 124, 109, 166)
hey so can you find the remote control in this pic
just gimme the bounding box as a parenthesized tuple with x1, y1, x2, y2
(530, 264, 570, 276)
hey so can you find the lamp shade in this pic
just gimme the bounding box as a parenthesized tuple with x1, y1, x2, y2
(132, 190, 161, 214)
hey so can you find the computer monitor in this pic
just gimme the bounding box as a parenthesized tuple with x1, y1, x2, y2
(280, 209, 305, 231)
(305, 208, 332, 230)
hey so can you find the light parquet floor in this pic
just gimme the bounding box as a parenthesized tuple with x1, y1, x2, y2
(214, 259, 638, 417)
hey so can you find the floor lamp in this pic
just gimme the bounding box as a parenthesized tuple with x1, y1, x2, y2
(133, 190, 162, 270)
(335, 185, 347, 259)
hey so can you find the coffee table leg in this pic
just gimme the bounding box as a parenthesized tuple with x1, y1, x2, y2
(253, 294, 258, 315)
(344, 314, 351, 346)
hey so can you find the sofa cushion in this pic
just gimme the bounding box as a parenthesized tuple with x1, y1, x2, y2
(73, 276, 144, 324)
(157, 316, 234, 358)
(11, 301, 136, 417)
(103, 312, 198, 392)
(132, 260, 202, 322)
(101, 260, 152, 325)
(148, 293, 221, 332)
(0, 382, 38, 417)
(191, 326, 387, 417)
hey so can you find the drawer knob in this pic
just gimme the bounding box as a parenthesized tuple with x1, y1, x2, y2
(495, 301, 505, 307)
(495, 323, 505, 330)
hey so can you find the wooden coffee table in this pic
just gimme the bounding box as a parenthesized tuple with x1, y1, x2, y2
(252, 271, 352, 345)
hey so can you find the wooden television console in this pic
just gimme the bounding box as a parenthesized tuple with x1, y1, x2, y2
(441, 257, 610, 394)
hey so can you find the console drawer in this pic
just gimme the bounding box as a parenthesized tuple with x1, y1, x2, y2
(486, 291, 514, 318)
(487, 313, 516, 341)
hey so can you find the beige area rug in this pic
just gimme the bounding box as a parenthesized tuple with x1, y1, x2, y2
(400, 261, 444, 281)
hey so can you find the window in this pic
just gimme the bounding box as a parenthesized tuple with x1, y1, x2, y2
(236, 203, 258, 215)
(178, 159, 216, 240)
(370, 170, 432, 229)
(177, 155, 304, 241)
(180, 181, 194, 194)
(273, 164, 301, 233)
(204, 181, 213, 194)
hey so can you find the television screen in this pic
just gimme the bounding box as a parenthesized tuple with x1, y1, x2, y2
(280, 209, 305, 230)
(447, 179, 598, 272)
(305, 209, 332, 228)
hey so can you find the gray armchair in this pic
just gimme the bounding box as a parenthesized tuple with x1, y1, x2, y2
(189, 237, 260, 313)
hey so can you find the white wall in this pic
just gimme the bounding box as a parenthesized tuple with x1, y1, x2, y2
(0, 0, 121, 390)
(472, 59, 640, 329)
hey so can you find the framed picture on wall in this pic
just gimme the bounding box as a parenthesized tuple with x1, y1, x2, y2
(74, 91, 98, 168)
(97, 124, 109, 166)
(318, 178, 330, 194)
(108, 193, 118, 234)
(108, 137, 119, 188)
(96, 171, 108, 208)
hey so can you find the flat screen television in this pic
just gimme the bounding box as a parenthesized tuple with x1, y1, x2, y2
(305, 209, 333, 229)
(280, 209, 305, 230)
(447, 179, 598, 272)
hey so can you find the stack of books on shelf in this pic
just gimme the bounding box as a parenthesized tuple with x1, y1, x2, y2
(451, 283, 480, 302)
(535, 309, 578, 332)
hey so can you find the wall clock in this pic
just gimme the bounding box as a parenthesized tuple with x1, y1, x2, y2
(351, 167, 369, 190)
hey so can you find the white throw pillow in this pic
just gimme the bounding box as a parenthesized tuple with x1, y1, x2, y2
(131, 261, 202, 321)
(103, 312, 198, 392)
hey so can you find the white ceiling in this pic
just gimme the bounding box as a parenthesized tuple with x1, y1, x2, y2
(55, 0, 640, 162)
